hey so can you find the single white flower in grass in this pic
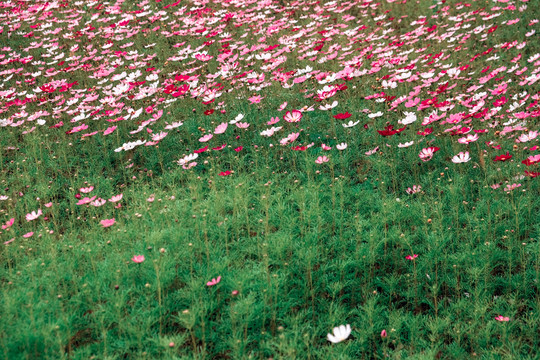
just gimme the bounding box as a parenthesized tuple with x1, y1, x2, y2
(398, 141, 414, 148)
(327, 324, 351, 343)
(342, 120, 359, 128)
(452, 151, 471, 163)
(336, 143, 347, 150)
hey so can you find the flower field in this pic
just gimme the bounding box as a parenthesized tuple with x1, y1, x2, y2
(1, 0, 539, 358)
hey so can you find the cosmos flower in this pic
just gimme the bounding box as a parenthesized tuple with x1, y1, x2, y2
(327, 324, 351, 343)
(207, 276, 221, 286)
(452, 151, 471, 163)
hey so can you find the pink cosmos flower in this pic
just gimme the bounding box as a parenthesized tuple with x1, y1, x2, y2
(214, 123, 228, 134)
(199, 134, 213, 142)
(132, 255, 145, 263)
(284, 110, 302, 123)
(236, 122, 250, 129)
(406, 254, 418, 260)
(101, 218, 115, 228)
(381, 330, 387, 338)
(26, 209, 42, 221)
(23, 232, 34, 238)
(495, 315, 510, 322)
(109, 194, 123, 202)
(248, 95, 263, 104)
(103, 126, 117, 135)
(419, 147, 440, 162)
(315, 156, 329, 164)
(458, 134, 479, 144)
(365, 147, 379, 156)
(504, 183, 521, 192)
(80, 186, 94, 193)
(77, 196, 96, 205)
(2, 218, 14, 229)
(207, 276, 221, 286)
(267, 117, 280, 125)
(406, 185, 422, 194)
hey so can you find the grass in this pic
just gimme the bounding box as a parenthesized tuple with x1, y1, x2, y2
(1, 0, 540, 358)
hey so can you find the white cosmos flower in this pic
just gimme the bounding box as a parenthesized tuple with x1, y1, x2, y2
(229, 113, 244, 125)
(398, 141, 414, 148)
(452, 151, 471, 163)
(368, 111, 383, 118)
(178, 153, 198, 166)
(336, 143, 348, 150)
(342, 120, 360, 128)
(399, 112, 417, 125)
(319, 101, 338, 111)
(327, 324, 351, 343)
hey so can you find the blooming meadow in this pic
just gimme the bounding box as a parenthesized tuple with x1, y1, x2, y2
(1, 0, 539, 358)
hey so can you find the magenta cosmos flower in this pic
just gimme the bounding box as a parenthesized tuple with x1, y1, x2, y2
(132, 255, 145, 263)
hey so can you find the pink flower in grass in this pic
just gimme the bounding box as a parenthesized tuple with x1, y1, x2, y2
(26, 209, 42, 221)
(207, 276, 221, 286)
(101, 218, 115, 227)
(419, 147, 440, 162)
(284, 110, 303, 123)
(2, 218, 14, 229)
(406, 254, 418, 260)
(315, 156, 329, 164)
(132, 255, 145, 263)
(495, 315, 510, 322)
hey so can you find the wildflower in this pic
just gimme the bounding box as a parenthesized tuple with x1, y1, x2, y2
(284, 110, 302, 123)
(504, 183, 521, 192)
(406, 185, 422, 194)
(381, 330, 387, 338)
(406, 254, 418, 260)
(419, 147, 440, 162)
(495, 315, 510, 322)
(132, 255, 145, 263)
(493, 152, 512, 162)
(101, 218, 116, 228)
(315, 156, 329, 164)
(327, 324, 351, 343)
(452, 151, 471, 163)
(26, 209, 42, 221)
(207, 276, 221, 286)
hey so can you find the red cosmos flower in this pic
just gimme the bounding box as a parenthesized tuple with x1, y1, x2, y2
(421, 97, 438, 106)
(194, 146, 208, 153)
(212, 144, 226, 151)
(377, 125, 406, 137)
(204, 109, 214, 116)
(219, 170, 231, 176)
(333, 112, 352, 120)
(291, 145, 308, 151)
(234, 146, 243, 152)
(418, 127, 433, 136)
(493, 152, 512, 162)
(524, 171, 540, 178)
(493, 96, 507, 107)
